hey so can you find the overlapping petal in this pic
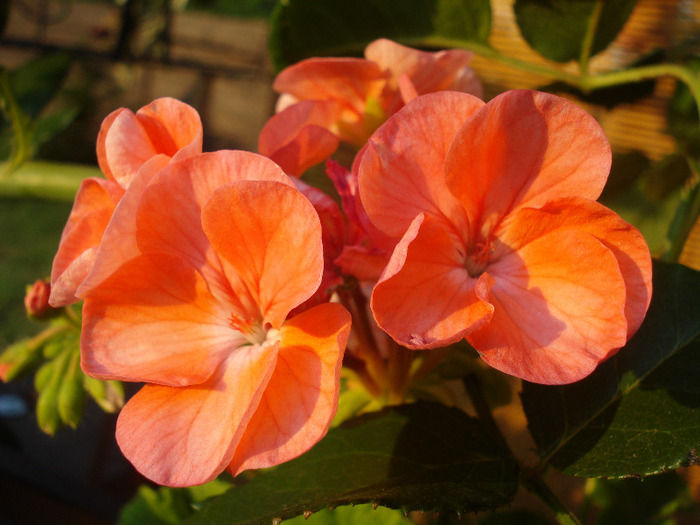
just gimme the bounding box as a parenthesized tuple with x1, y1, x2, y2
(372, 214, 494, 349)
(469, 228, 629, 384)
(97, 97, 202, 187)
(81, 253, 237, 386)
(445, 90, 611, 239)
(228, 302, 351, 475)
(49, 177, 124, 306)
(497, 198, 653, 339)
(359, 92, 483, 239)
(201, 180, 323, 328)
(115, 345, 278, 487)
(258, 100, 340, 176)
(273, 58, 387, 115)
(364, 38, 482, 112)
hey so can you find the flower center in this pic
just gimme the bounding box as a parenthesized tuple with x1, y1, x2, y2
(464, 238, 495, 277)
(229, 314, 269, 346)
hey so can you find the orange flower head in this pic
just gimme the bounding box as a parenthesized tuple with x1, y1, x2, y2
(359, 90, 653, 385)
(258, 38, 482, 176)
(80, 150, 351, 487)
(49, 98, 202, 307)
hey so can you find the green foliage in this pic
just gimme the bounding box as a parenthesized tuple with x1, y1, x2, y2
(185, 402, 519, 524)
(118, 479, 233, 525)
(269, 0, 491, 70)
(582, 473, 696, 524)
(513, 0, 638, 63)
(0, 52, 80, 172)
(521, 261, 700, 478)
(603, 153, 691, 256)
(284, 504, 411, 525)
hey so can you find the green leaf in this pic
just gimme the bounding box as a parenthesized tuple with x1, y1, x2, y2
(269, 0, 491, 70)
(602, 154, 691, 257)
(583, 473, 694, 525)
(119, 480, 233, 525)
(521, 261, 700, 478)
(285, 504, 411, 525)
(513, 0, 638, 63)
(185, 402, 519, 525)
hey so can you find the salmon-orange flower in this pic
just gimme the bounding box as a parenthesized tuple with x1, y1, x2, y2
(80, 150, 351, 487)
(258, 38, 482, 175)
(359, 90, 652, 385)
(49, 97, 202, 306)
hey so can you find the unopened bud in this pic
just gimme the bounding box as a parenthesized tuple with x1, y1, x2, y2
(24, 279, 55, 320)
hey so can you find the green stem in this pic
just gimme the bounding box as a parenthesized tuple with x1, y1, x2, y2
(418, 38, 700, 121)
(0, 70, 32, 175)
(664, 164, 700, 263)
(578, 0, 604, 77)
(0, 160, 100, 201)
(523, 474, 583, 525)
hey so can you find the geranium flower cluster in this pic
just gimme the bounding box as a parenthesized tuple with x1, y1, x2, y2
(50, 39, 652, 487)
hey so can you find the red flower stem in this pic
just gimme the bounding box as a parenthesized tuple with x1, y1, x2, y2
(386, 337, 412, 404)
(338, 285, 388, 394)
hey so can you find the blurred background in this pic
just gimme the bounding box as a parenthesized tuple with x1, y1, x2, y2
(0, 1, 699, 524)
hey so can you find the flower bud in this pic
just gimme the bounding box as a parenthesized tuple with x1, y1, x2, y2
(57, 350, 85, 428)
(24, 279, 55, 320)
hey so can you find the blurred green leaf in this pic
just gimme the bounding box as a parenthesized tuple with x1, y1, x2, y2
(6, 52, 73, 120)
(667, 58, 700, 157)
(269, 0, 491, 70)
(478, 509, 552, 525)
(602, 154, 691, 256)
(521, 261, 700, 478)
(119, 479, 234, 525)
(285, 504, 411, 524)
(185, 402, 519, 524)
(583, 473, 695, 525)
(513, 0, 638, 63)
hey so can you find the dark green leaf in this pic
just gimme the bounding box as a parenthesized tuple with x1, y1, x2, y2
(514, 0, 638, 63)
(583, 473, 694, 525)
(522, 261, 700, 478)
(478, 509, 552, 525)
(269, 0, 491, 70)
(185, 402, 519, 525)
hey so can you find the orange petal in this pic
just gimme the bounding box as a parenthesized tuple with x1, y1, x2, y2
(228, 302, 351, 475)
(469, 228, 628, 384)
(371, 214, 494, 349)
(201, 181, 323, 328)
(365, 38, 481, 112)
(273, 57, 387, 114)
(81, 253, 236, 386)
(99, 97, 202, 187)
(445, 90, 611, 239)
(49, 177, 124, 306)
(498, 198, 652, 339)
(258, 100, 340, 176)
(116, 345, 278, 487)
(76, 155, 170, 299)
(359, 92, 483, 239)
